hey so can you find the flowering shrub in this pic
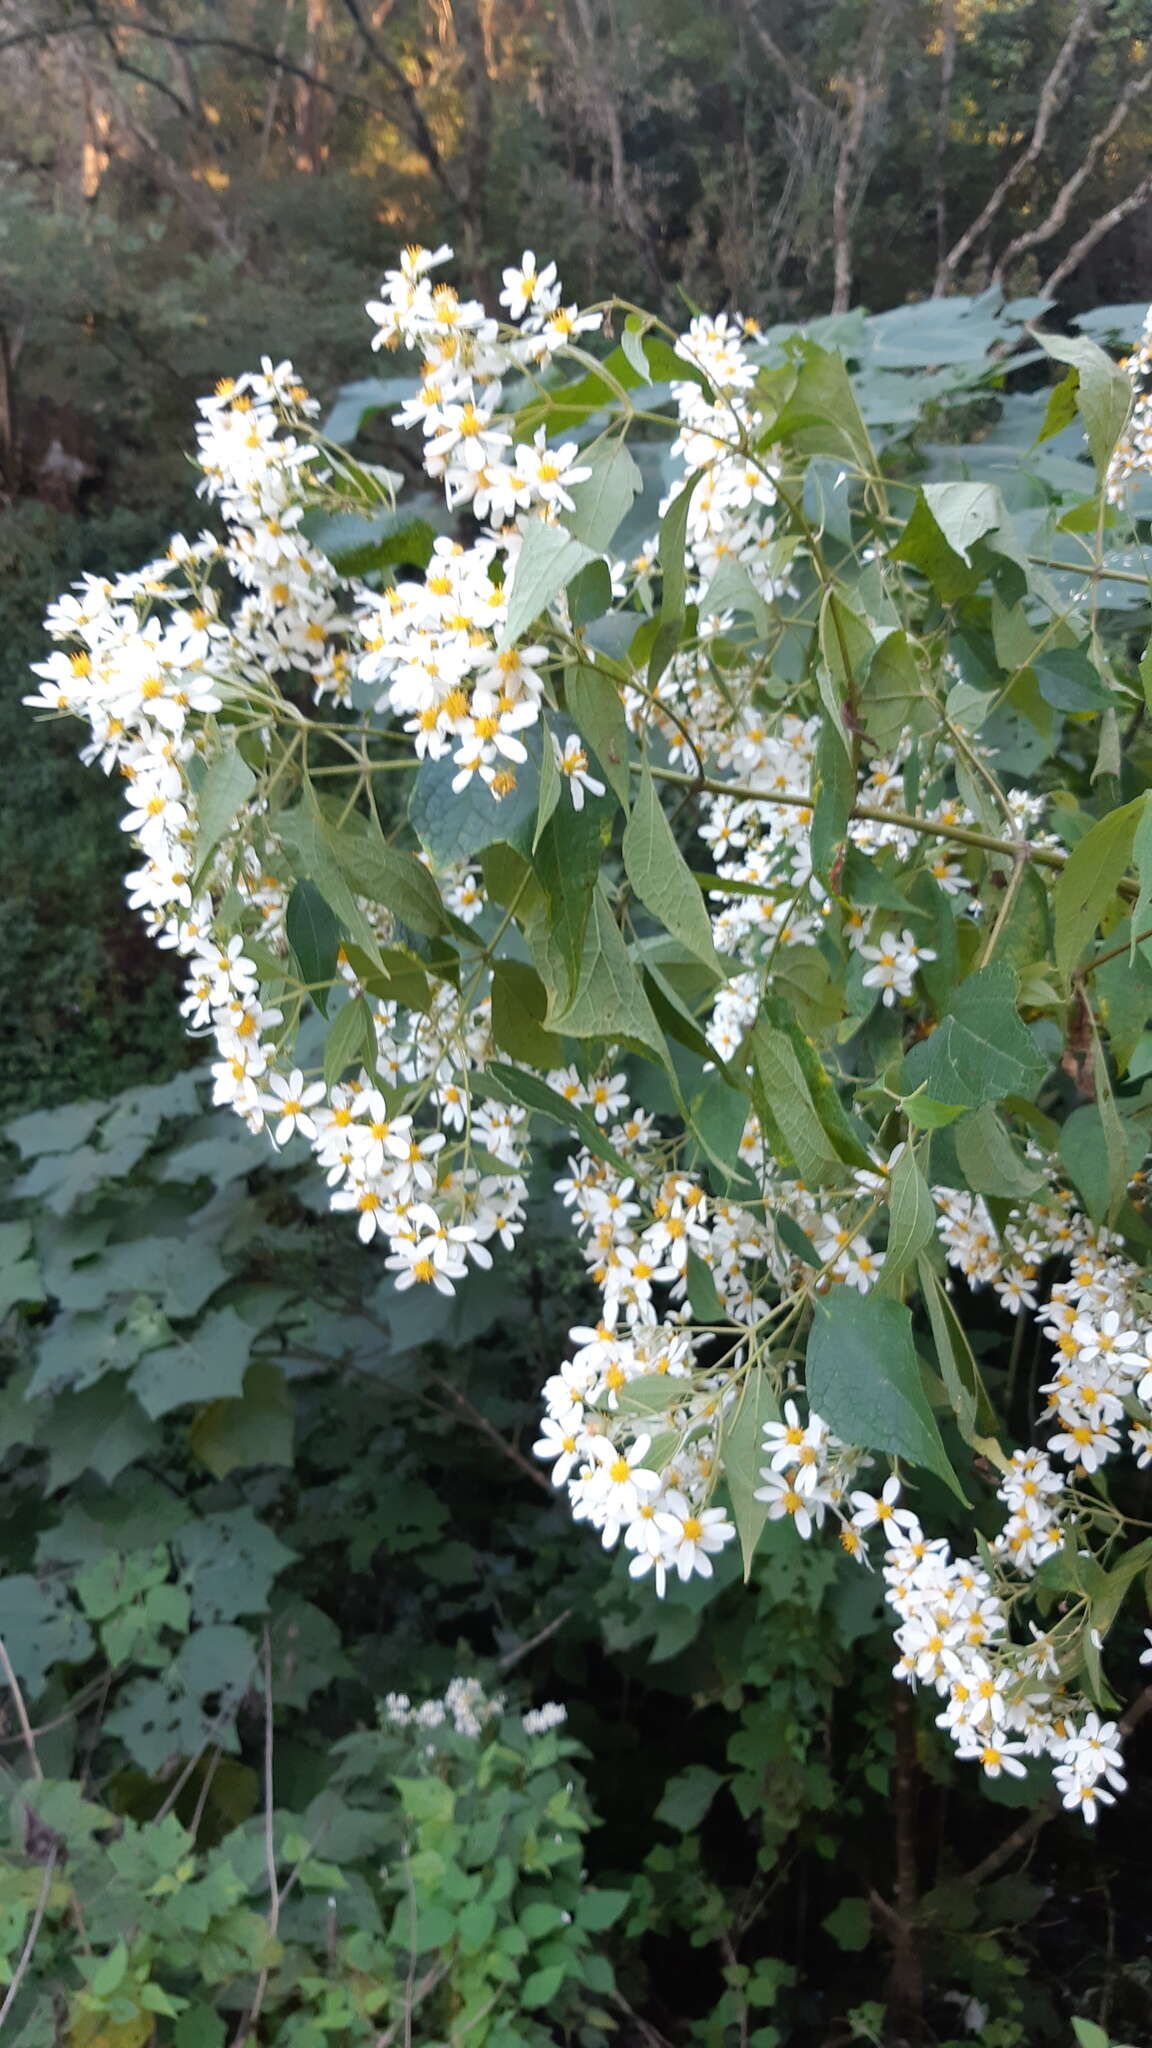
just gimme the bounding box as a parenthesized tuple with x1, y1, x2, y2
(28, 248, 1152, 1833)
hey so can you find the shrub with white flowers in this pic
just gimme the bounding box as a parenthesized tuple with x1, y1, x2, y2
(31, 245, 1152, 1827)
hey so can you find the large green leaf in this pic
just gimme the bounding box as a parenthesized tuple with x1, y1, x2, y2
(499, 518, 594, 649)
(1052, 796, 1143, 984)
(877, 1145, 936, 1293)
(806, 1290, 966, 1500)
(563, 439, 643, 553)
(622, 764, 723, 974)
(748, 1021, 845, 1184)
(130, 1306, 254, 1419)
(286, 878, 342, 1009)
(546, 884, 668, 1061)
(322, 816, 448, 938)
(719, 1364, 778, 1578)
(409, 736, 541, 865)
(1035, 329, 1132, 476)
(193, 740, 257, 881)
(903, 963, 1047, 1109)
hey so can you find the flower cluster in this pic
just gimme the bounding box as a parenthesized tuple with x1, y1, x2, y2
(31, 247, 1152, 1827)
(383, 1677, 567, 1743)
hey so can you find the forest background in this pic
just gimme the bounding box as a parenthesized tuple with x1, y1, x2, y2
(4, 3, 1152, 2046)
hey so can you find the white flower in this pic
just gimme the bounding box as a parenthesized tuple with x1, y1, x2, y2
(859, 929, 936, 1006)
(654, 1491, 736, 1582)
(554, 733, 605, 811)
(261, 1068, 326, 1145)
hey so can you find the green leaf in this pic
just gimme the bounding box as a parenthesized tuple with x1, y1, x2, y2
(188, 1362, 295, 1479)
(1036, 368, 1080, 445)
(860, 629, 928, 755)
(685, 1248, 726, 1323)
(1088, 1536, 1152, 1640)
(720, 1364, 777, 1578)
(1036, 329, 1132, 476)
(1032, 646, 1112, 713)
(954, 1106, 1046, 1200)
(533, 721, 562, 853)
(130, 1306, 254, 1419)
(621, 315, 654, 383)
(481, 1062, 632, 1174)
(490, 960, 566, 1067)
(563, 438, 643, 553)
(878, 1146, 936, 1293)
(654, 1765, 724, 1832)
(903, 963, 1047, 1109)
(748, 1021, 844, 1184)
(0, 1575, 94, 1694)
(919, 481, 1005, 562)
(917, 1259, 1000, 1448)
(893, 484, 1004, 601)
(176, 1508, 295, 1623)
(409, 737, 541, 866)
(761, 997, 873, 1168)
(822, 1897, 872, 1953)
(41, 1381, 161, 1491)
(806, 1290, 966, 1501)
(565, 664, 631, 808)
(623, 763, 722, 973)
(499, 517, 594, 649)
(772, 340, 872, 470)
(567, 557, 614, 627)
(521, 1964, 567, 2009)
(193, 741, 257, 881)
(809, 721, 853, 884)
(1070, 2021, 1110, 2048)
(648, 475, 700, 687)
(1060, 1099, 1142, 1226)
(1052, 796, 1144, 983)
(324, 820, 447, 937)
(286, 878, 342, 1009)
(574, 1887, 631, 1931)
(546, 884, 669, 1061)
(818, 590, 874, 748)
(278, 803, 383, 966)
(323, 994, 374, 1088)
(533, 800, 609, 1002)
(901, 1089, 965, 1129)
(304, 504, 434, 577)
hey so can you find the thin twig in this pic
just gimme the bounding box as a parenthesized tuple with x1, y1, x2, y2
(497, 1607, 574, 1674)
(231, 1631, 279, 2048)
(0, 1637, 43, 1781)
(0, 1849, 58, 2031)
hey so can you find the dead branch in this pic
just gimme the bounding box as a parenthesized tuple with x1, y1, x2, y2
(1041, 168, 1152, 295)
(994, 62, 1152, 282)
(936, 0, 1100, 292)
(933, 0, 956, 274)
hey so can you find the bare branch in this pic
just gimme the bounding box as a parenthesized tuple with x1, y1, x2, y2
(937, 0, 1100, 292)
(1041, 169, 1152, 296)
(831, 58, 872, 313)
(994, 64, 1152, 282)
(933, 0, 957, 274)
